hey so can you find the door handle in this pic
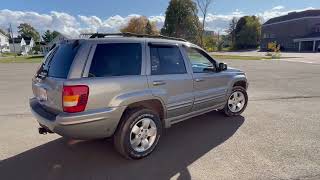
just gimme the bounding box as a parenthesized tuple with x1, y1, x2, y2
(153, 81, 166, 86)
(194, 78, 205, 82)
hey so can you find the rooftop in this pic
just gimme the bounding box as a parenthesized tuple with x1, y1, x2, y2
(9, 37, 23, 44)
(9, 37, 33, 45)
(264, 9, 320, 25)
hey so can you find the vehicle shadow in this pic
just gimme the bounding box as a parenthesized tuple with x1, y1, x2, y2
(0, 111, 244, 180)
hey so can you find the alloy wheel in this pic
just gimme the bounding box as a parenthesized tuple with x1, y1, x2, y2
(130, 118, 157, 152)
(228, 91, 246, 113)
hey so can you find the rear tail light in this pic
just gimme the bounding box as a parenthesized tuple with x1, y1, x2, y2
(63, 85, 89, 113)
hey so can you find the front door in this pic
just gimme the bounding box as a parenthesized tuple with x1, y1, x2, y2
(184, 47, 229, 112)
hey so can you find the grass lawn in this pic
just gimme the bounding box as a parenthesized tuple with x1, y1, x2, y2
(0, 55, 43, 63)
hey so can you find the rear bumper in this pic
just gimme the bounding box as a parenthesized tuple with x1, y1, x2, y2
(29, 98, 126, 139)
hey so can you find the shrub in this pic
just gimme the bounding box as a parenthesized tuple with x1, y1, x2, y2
(267, 42, 281, 59)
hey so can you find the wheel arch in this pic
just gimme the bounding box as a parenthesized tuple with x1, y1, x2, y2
(233, 80, 247, 89)
(227, 76, 248, 94)
(116, 98, 167, 131)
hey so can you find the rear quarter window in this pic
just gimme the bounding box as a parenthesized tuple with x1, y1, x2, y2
(89, 43, 142, 77)
(47, 43, 80, 78)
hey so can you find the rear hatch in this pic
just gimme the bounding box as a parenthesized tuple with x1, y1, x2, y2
(32, 41, 81, 114)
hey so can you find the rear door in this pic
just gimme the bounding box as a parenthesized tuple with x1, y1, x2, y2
(32, 41, 82, 113)
(183, 47, 229, 112)
(147, 43, 194, 119)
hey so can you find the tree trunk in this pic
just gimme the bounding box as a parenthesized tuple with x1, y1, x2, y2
(200, 14, 206, 47)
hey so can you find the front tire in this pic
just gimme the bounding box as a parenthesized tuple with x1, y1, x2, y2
(223, 86, 248, 116)
(113, 108, 162, 159)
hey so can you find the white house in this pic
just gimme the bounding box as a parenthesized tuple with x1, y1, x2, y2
(40, 33, 69, 55)
(0, 31, 9, 53)
(9, 37, 35, 55)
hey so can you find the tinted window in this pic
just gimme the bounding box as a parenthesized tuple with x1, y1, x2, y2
(89, 43, 142, 77)
(47, 43, 80, 78)
(150, 46, 186, 75)
(186, 48, 216, 73)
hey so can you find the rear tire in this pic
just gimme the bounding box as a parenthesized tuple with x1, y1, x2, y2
(223, 86, 248, 116)
(113, 108, 162, 159)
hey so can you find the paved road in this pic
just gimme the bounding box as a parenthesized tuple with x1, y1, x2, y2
(0, 60, 320, 180)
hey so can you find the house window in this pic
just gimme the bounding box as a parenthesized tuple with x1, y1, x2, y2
(263, 33, 276, 39)
(313, 24, 320, 33)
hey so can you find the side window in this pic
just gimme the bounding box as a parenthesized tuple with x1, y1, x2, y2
(89, 43, 142, 77)
(186, 48, 216, 73)
(150, 45, 187, 75)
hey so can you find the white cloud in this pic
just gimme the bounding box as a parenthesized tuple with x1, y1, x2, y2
(272, 6, 285, 10)
(0, 6, 316, 38)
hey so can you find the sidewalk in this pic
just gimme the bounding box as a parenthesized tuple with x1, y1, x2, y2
(212, 51, 320, 64)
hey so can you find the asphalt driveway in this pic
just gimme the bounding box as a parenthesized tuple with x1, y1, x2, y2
(0, 60, 319, 180)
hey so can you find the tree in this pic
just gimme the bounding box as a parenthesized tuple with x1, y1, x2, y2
(121, 16, 159, 35)
(203, 35, 218, 52)
(226, 17, 238, 48)
(145, 21, 153, 35)
(161, 0, 201, 44)
(195, 0, 213, 47)
(234, 16, 261, 49)
(17, 23, 40, 42)
(42, 30, 60, 43)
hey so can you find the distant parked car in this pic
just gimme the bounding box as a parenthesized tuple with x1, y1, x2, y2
(30, 33, 249, 159)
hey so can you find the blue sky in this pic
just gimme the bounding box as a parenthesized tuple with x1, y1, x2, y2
(0, 0, 319, 36)
(1, 0, 319, 17)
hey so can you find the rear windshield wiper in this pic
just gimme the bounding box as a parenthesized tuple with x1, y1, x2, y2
(36, 45, 59, 80)
(35, 63, 48, 80)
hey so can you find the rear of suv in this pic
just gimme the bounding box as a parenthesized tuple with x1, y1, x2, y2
(30, 33, 248, 159)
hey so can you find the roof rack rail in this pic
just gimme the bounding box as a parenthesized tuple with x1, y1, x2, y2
(82, 32, 188, 42)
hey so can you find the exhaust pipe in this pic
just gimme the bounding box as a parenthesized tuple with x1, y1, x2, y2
(38, 127, 53, 134)
(38, 127, 48, 134)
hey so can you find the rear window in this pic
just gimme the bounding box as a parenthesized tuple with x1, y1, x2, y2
(46, 43, 80, 78)
(89, 43, 142, 77)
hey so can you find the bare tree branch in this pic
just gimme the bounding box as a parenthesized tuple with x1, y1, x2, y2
(195, 0, 213, 47)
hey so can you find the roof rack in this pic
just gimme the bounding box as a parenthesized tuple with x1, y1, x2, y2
(81, 32, 188, 42)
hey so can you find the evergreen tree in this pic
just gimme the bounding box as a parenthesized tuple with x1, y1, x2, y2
(42, 30, 60, 43)
(161, 0, 201, 44)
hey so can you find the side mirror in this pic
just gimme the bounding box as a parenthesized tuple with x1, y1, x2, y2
(218, 63, 228, 71)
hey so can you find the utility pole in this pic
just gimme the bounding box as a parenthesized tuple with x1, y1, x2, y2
(9, 23, 16, 58)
